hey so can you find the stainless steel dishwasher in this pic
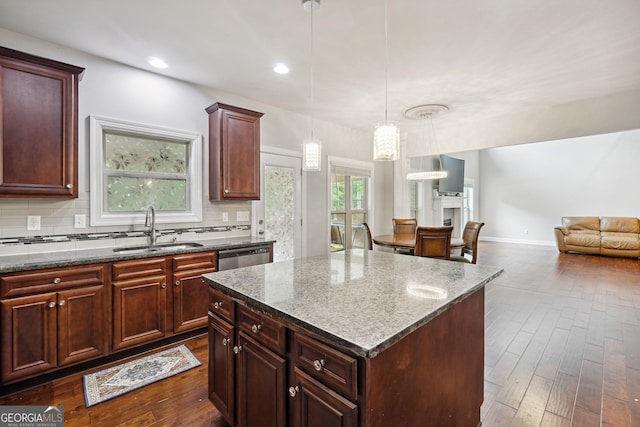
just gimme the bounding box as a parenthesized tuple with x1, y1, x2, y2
(217, 246, 271, 270)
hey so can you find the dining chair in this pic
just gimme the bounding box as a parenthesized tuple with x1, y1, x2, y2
(414, 226, 454, 260)
(450, 221, 485, 264)
(392, 218, 417, 238)
(362, 222, 373, 250)
(392, 218, 417, 255)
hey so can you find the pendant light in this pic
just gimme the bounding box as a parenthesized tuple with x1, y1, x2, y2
(302, 0, 322, 171)
(405, 104, 449, 180)
(372, 0, 399, 161)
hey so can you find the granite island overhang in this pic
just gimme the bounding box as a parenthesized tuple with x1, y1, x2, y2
(203, 249, 503, 427)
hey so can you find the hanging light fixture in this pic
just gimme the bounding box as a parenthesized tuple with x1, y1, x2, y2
(405, 104, 449, 180)
(372, 0, 399, 161)
(302, 0, 322, 171)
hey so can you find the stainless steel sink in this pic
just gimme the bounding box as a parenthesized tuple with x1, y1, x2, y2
(113, 242, 203, 254)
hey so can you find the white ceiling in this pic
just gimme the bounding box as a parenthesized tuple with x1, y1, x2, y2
(1, 0, 639, 153)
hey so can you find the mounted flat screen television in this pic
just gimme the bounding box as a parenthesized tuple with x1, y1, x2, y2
(438, 155, 465, 195)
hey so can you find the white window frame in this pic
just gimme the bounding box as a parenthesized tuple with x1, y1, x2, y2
(89, 115, 203, 226)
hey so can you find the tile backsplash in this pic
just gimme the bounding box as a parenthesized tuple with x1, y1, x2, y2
(0, 191, 252, 250)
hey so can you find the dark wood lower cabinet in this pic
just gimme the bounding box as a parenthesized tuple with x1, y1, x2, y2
(0, 284, 107, 383)
(290, 368, 358, 427)
(208, 314, 235, 425)
(208, 286, 485, 427)
(236, 333, 286, 427)
(112, 275, 167, 350)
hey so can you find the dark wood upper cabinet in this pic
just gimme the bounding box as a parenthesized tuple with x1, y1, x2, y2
(0, 46, 84, 198)
(206, 102, 263, 200)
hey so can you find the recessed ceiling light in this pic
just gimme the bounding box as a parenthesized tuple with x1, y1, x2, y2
(148, 57, 168, 69)
(273, 63, 290, 74)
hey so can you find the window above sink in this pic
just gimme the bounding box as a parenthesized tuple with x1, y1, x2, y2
(89, 115, 203, 227)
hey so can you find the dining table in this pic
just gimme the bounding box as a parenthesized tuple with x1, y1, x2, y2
(372, 234, 415, 251)
(373, 233, 464, 251)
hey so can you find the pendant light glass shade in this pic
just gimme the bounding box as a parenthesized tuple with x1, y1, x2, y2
(302, 0, 322, 171)
(302, 139, 322, 171)
(373, 0, 399, 161)
(373, 121, 399, 161)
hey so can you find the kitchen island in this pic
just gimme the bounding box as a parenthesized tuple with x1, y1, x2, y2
(203, 249, 503, 427)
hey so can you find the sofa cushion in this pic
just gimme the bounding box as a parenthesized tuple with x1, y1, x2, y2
(565, 230, 600, 248)
(601, 232, 640, 250)
(600, 217, 640, 233)
(562, 216, 600, 231)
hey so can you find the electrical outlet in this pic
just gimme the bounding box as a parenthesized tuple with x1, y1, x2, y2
(74, 214, 86, 228)
(27, 216, 41, 231)
(237, 211, 250, 221)
(523, 228, 528, 235)
(222, 212, 229, 222)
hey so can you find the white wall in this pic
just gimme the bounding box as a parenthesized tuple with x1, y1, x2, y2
(479, 129, 640, 245)
(0, 29, 393, 256)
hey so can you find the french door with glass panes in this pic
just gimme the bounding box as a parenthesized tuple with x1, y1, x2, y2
(330, 174, 369, 252)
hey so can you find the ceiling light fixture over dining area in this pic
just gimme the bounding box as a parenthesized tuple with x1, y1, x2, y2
(405, 104, 449, 181)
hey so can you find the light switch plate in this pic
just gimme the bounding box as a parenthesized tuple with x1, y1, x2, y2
(237, 211, 250, 221)
(27, 216, 41, 231)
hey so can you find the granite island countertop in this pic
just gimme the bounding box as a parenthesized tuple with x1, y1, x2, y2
(202, 249, 504, 358)
(0, 236, 274, 274)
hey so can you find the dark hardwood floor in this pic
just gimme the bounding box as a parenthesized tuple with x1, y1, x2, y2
(0, 242, 638, 426)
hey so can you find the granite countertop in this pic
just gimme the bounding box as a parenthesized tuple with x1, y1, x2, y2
(203, 249, 504, 358)
(0, 236, 274, 274)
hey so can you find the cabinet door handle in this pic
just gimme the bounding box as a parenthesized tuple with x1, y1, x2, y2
(53, 278, 61, 284)
(313, 359, 325, 371)
(222, 338, 230, 346)
(288, 385, 300, 398)
(58, 300, 66, 307)
(233, 345, 243, 354)
(251, 324, 262, 334)
(175, 280, 181, 286)
(224, 189, 229, 194)
(161, 283, 167, 289)
(65, 183, 73, 189)
(48, 302, 56, 309)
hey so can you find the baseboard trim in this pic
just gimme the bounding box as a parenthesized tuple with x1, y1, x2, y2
(479, 236, 556, 247)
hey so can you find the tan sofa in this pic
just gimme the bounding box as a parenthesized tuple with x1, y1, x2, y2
(554, 216, 640, 258)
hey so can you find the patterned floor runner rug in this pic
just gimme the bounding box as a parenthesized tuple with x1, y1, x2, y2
(83, 344, 201, 407)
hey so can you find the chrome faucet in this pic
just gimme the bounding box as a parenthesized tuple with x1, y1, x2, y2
(145, 206, 157, 245)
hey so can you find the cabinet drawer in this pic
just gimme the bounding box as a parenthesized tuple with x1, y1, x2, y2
(292, 332, 358, 400)
(1, 264, 107, 298)
(112, 257, 167, 281)
(209, 287, 235, 323)
(173, 251, 217, 273)
(237, 305, 286, 355)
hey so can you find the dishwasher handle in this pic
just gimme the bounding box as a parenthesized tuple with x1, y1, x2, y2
(218, 246, 271, 259)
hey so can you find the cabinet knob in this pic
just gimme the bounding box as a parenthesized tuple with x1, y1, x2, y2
(161, 283, 167, 289)
(53, 278, 61, 284)
(58, 300, 66, 307)
(222, 338, 230, 346)
(251, 324, 262, 334)
(48, 302, 56, 309)
(288, 385, 300, 398)
(233, 345, 243, 354)
(224, 189, 229, 194)
(65, 183, 73, 189)
(175, 280, 181, 286)
(214, 301, 223, 309)
(313, 359, 326, 371)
